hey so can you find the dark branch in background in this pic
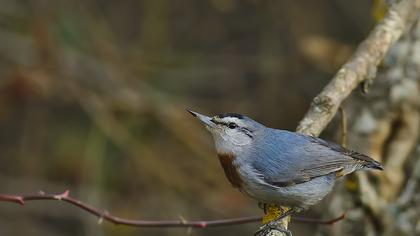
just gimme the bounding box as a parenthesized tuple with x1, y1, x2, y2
(0, 190, 345, 228)
(339, 107, 348, 147)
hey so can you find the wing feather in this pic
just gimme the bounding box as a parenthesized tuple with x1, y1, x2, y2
(250, 130, 379, 187)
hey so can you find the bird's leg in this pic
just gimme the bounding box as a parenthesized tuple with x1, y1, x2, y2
(268, 207, 294, 226)
(255, 205, 294, 236)
(261, 204, 293, 224)
(257, 202, 268, 214)
(254, 226, 292, 236)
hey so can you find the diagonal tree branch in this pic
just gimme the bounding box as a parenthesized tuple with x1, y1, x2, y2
(0, 190, 345, 228)
(297, 0, 420, 137)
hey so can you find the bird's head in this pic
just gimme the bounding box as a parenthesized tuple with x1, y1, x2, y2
(187, 109, 264, 154)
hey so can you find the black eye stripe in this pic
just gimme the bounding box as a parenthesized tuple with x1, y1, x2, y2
(210, 118, 237, 127)
(240, 127, 254, 138)
(228, 122, 238, 129)
(210, 119, 223, 125)
(211, 119, 252, 131)
(211, 119, 254, 138)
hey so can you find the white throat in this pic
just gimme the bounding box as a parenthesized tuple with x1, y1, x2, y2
(212, 131, 252, 154)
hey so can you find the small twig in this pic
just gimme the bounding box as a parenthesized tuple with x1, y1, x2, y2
(294, 213, 346, 225)
(339, 107, 348, 148)
(0, 190, 345, 228)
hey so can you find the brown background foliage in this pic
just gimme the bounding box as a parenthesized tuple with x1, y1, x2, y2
(0, 1, 381, 235)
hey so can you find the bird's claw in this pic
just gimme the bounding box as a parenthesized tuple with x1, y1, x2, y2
(254, 223, 292, 236)
(257, 202, 268, 214)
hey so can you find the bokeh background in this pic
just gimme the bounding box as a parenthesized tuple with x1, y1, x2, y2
(0, 0, 382, 235)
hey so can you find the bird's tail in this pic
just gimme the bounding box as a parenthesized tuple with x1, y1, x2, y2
(364, 160, 384, 171)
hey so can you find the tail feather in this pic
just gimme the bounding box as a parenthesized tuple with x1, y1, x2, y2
(364, 160, 383, 171)
(312, 137, 384, 171)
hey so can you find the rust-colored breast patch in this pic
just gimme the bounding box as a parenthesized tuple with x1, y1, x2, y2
(217, 153, 243, 188)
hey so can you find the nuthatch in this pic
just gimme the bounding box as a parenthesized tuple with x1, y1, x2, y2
(188, 110, 383, 235)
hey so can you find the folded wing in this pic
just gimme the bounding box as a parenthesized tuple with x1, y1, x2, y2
(251, 130, 382, 187)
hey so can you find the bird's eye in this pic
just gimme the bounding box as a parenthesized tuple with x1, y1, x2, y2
(228, 122, 238, 129)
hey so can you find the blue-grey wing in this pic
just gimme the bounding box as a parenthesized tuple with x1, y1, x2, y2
(250, 129, 381, 187)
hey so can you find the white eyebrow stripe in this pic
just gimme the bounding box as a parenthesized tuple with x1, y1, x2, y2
(220, 117, 242, 123)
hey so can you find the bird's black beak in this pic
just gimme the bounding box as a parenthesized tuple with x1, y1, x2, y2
(186, 109, 198, 117)
(187, 109, 215, 128)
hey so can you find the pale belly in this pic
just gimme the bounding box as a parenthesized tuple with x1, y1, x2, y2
(238, 169, 336, 209)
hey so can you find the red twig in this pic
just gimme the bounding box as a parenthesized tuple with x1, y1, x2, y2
(0, 190, 345, 228)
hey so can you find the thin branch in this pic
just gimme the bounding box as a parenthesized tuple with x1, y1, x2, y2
(297, 0, 420, 137)
(0, 190, 344, 228)
(293, 213, 346, 225)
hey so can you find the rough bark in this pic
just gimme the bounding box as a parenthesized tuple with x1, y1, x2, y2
(325, 12, 420, 236)
(297, 0, 419, 137)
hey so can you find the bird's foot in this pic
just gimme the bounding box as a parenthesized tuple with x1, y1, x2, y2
(258, 202, 268, 214)
(254, 223, 292, 236)
(256, 207, 295, 236)
(262, 206, 294, 224)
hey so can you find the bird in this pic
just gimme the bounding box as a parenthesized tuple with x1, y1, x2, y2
(187, 109, 383, 235)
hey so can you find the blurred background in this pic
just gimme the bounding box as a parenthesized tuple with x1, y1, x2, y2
(0, 0, 413, 235)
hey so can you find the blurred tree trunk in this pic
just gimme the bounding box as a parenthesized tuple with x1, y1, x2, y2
(325, 15, 420, 236)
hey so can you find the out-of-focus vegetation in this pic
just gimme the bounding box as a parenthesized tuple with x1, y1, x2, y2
(0, 1, 374, 235)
